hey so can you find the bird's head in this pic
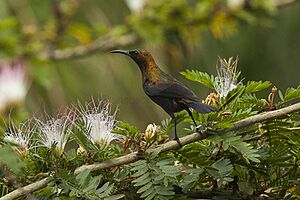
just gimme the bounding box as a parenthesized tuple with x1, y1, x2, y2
(110, 49, 156, 72)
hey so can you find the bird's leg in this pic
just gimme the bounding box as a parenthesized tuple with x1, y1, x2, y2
(170, 113, 182, 147)
(186, 108, 202, 133)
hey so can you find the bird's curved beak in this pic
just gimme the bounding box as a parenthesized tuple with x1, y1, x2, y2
(110, 50, 130, 55)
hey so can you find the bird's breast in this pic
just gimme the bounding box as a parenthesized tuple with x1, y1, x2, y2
(143, 79, 159, 89)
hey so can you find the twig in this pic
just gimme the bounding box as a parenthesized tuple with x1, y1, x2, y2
(50, 0, 71, 47)
(1, 102, 300, 200)
(231, 102, 300, 130)
(38, 33, 139, 61)
(0, 178, 50, 200)
(286, 127, 300, 131)
(272, 0, 300, 7)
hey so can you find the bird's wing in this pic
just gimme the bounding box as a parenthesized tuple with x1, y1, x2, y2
(144, 81, 198, 100)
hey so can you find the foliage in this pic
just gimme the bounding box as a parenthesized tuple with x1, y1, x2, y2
(181, 70, 215, 89)
(281, 86, 300, 102)
(130, 155, 181, 200)
(0, 63, 299, 199)
(129, 0, 277, 44)
(55, 169, 124, 200)
(0, 0, 299, 199)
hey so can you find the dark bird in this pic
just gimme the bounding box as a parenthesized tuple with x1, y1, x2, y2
(111, 49, 218, 141)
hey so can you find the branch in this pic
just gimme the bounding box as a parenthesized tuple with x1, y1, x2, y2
(0, 178, 50, 200)
(50, 0, 71, 47)
(1, 102, 300, 200)
(75, 102, 300, 174)
(38, 33, 139, 61)
(232, 102, 300, 129)
(272, 0, 300, 7)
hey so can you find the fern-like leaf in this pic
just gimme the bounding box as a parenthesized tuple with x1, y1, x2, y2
(130, 156, 180, 200)
(284, 86, 300, 101)
(181, 70, 215, 89)
(244, 81, 272, 94)
(207, 158, 234, 181)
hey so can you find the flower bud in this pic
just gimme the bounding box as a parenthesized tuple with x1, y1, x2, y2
(77, 146, 87, 154)
(144, 123, 159, 143)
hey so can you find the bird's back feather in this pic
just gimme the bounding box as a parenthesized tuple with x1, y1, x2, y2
(185, 100, 218, 114)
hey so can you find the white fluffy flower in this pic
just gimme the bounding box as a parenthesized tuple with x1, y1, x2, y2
(0, 61, 28, 112)
(4, 121, 33, 153)
(227, 0, 245, 9)
(36, 117, 71, 153)
(125, 0, 146, 12)
(79, 101, 123, 147)
(214, 57, 241, 98)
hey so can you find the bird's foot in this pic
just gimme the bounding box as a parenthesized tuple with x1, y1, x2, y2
(195, 124, 207, 133)
(195, 125, 218, 139)
(173, 137, 182, 148)
(195, 124, 209, 139)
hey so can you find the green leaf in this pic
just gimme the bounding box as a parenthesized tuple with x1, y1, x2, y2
(160, 165, 179, 172)
(231, 140, 260, 163)
(0, 146, 26, 176)
(149, 148, 162, 159)
(83, 176, 101, 193)
(66, 149, 77, 161)
(244, 81, 271, 94)
(104, 194, 125, 200)
(140, 187, 155, 198)
(134, 177, 152, 187)
(154, 174, 164, 182)
(278, 90, 284, 101)
(98, 183, 114, 198)
(0, 182, 9, 197)
(96, 182, 110, 195)
(144, 190, 156, 200)
(216, 132, 261, 163)
(132, 172, 150, 184)
(76, 169, 91, 187)
(240, 95, 268, 108)
(238, 182, 254, 195)
(137, 182, 153, 194)
(130, 160, 147, 167)
(211, 158, 233, 178)
(156, 158, 173, 166)
(220, 86, 245, 109)
(72, 123, 95, 152)
(132, 166, 149, 177)
(155, 186, 175, 196)
(130, 162, 148, 171)
(284, 86, 300, 101)
(113, 121, 139, 139)
(181, 70, 215, 89)
(185, 168, 204, 174)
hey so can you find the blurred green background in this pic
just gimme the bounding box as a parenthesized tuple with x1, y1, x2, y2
(0, 0, 299, 129)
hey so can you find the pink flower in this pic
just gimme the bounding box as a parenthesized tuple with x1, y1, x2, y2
(0, 60, 28, 112)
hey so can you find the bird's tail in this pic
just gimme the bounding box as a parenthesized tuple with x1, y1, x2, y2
(186, 100, 218, 114)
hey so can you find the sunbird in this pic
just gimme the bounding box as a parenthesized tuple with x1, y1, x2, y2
(111, 49, 217, 142)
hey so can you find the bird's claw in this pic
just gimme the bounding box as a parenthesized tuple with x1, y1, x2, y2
(195, 124, 207, 134)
